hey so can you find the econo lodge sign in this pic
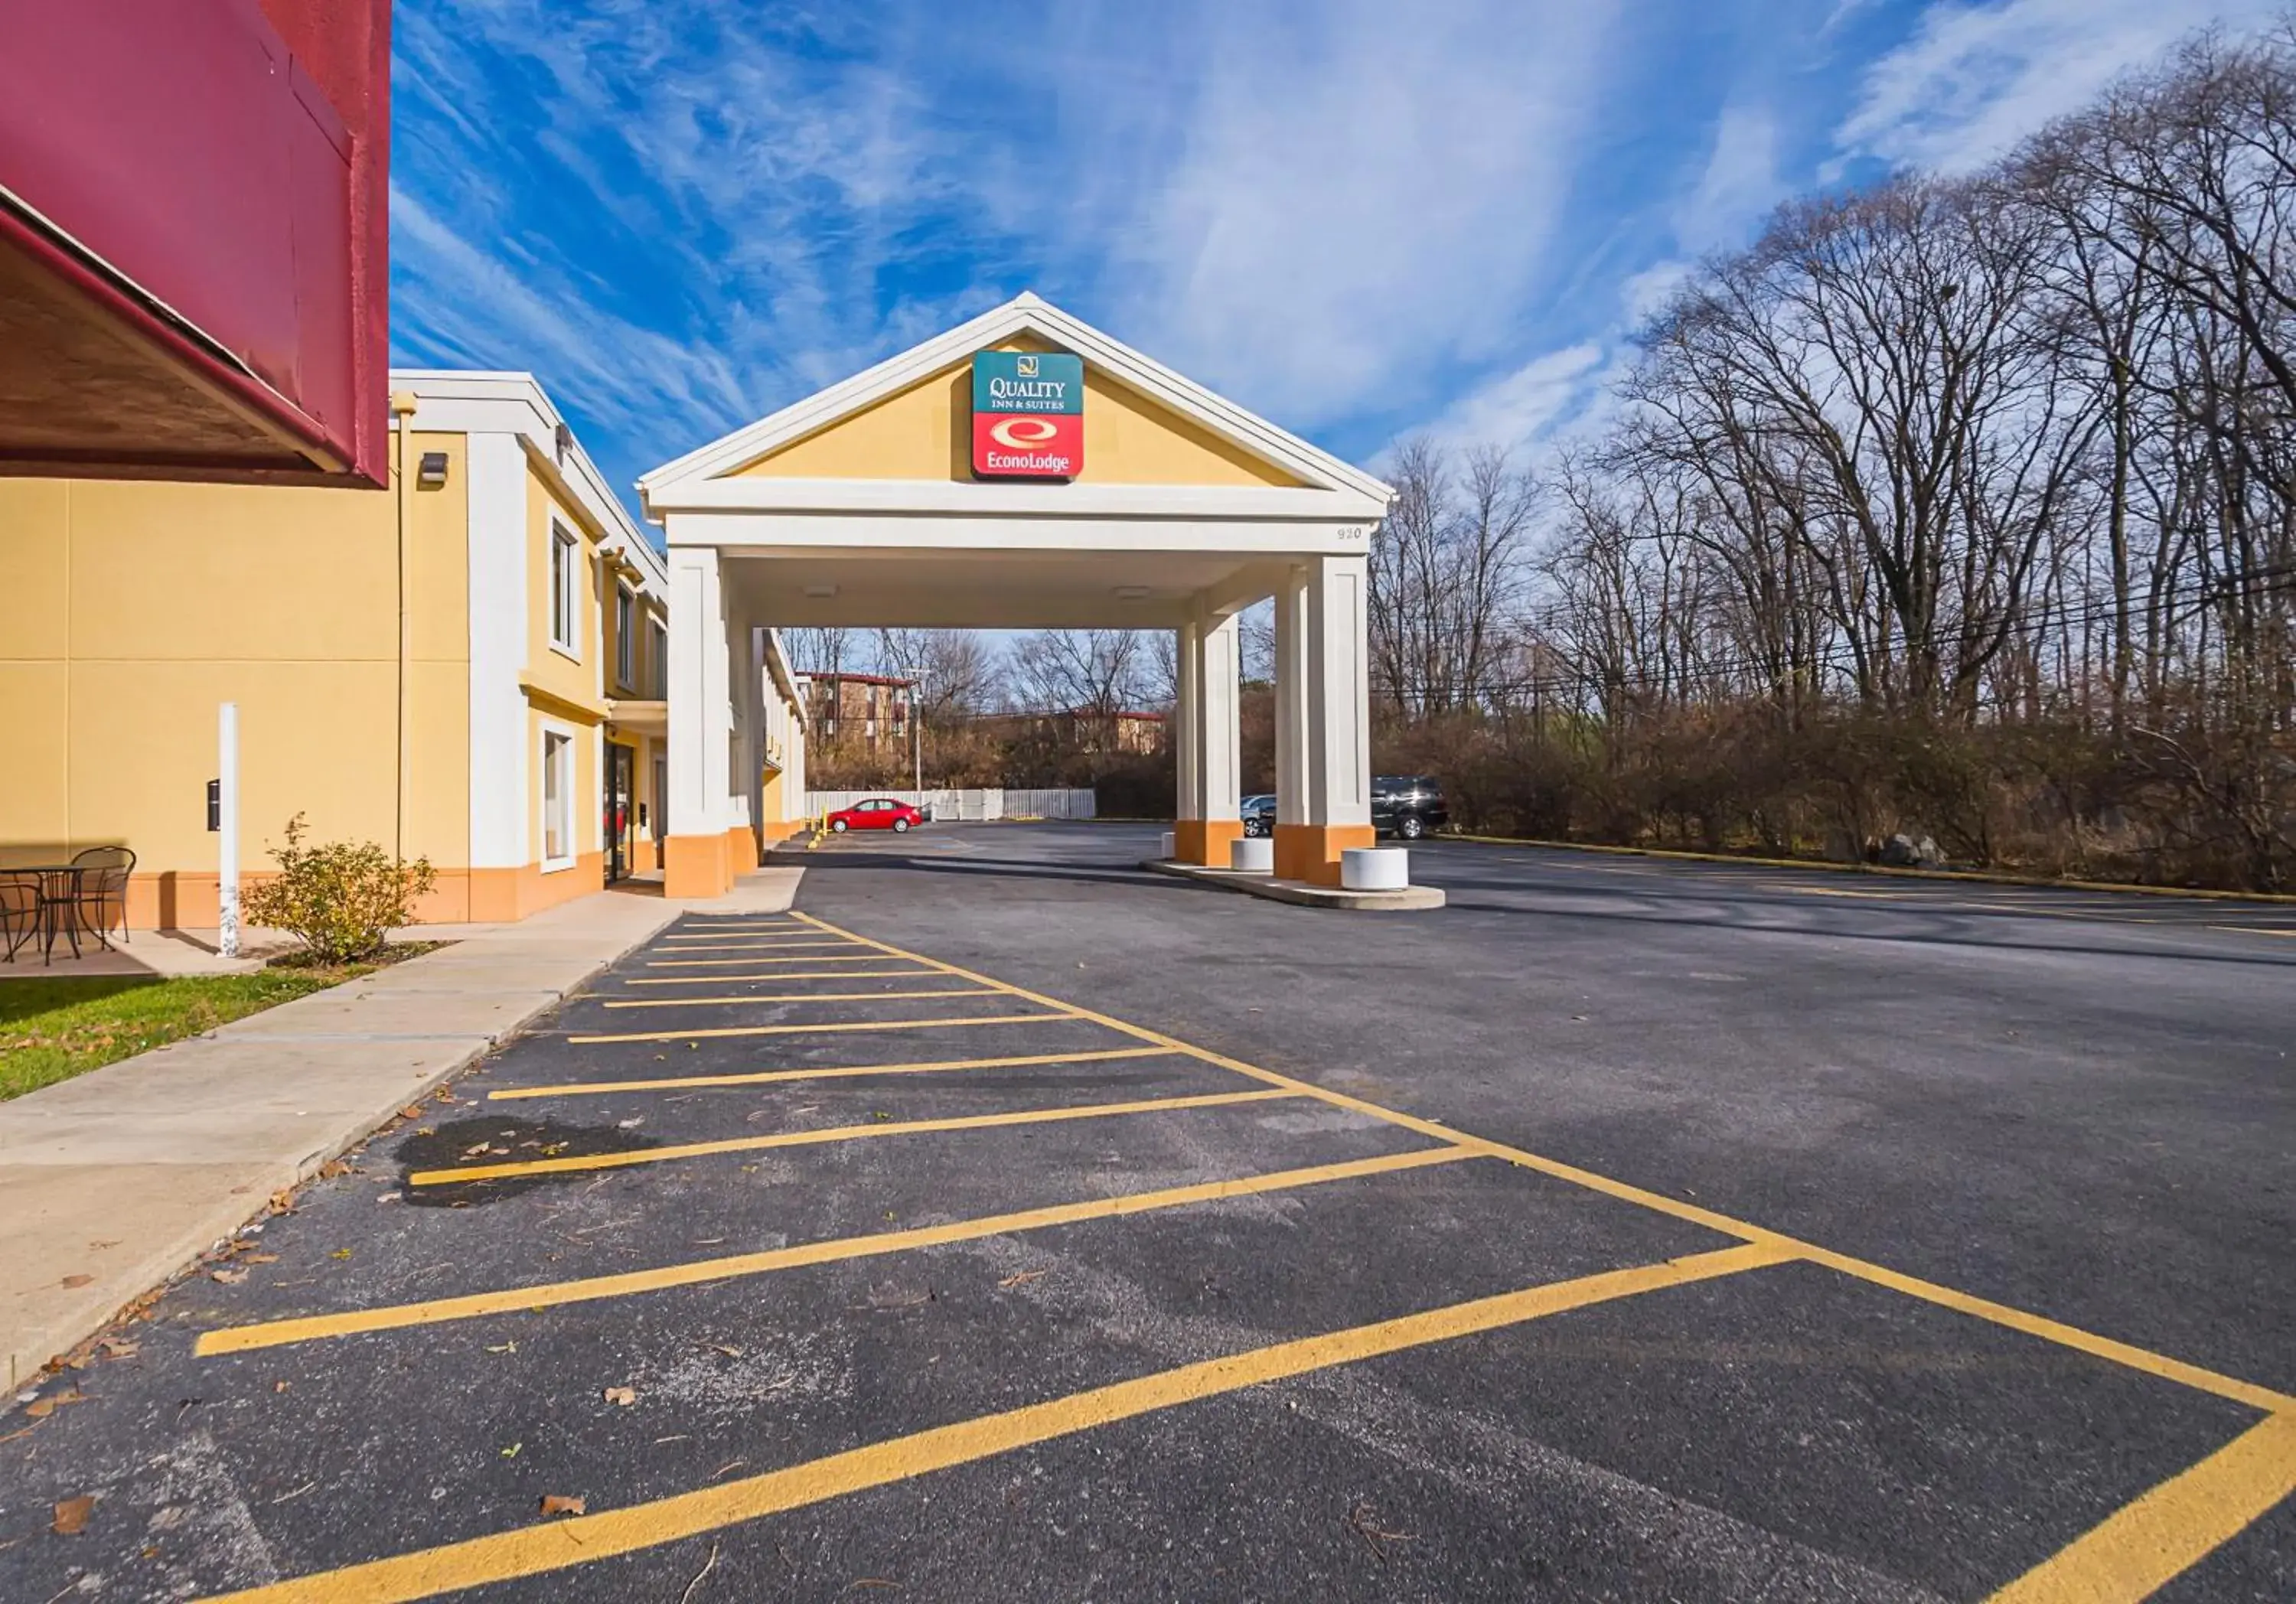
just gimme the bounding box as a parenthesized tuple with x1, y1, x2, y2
(971, 350, 1083, 479)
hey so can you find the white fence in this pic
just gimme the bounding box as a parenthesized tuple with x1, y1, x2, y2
(804, 787, 1097, 823)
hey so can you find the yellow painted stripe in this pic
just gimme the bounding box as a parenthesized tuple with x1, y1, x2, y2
(790, 914, 2296, 1417)
(2209, 924, 2296, 938)
(409, 1088, 1300, 1185)
(194, 1243, 1789, 1602)
(644, 953, 901, 968)
(487, 1046, 1177, 1100)
(653, 941, 859, 954)
(1986, 1410, 2296, 1603)
(624, 968, 938, 986)
(601, 986, 1001, 1010)
(566, 1011, 1066, 1045)
(196, 1146, 1475, 1355)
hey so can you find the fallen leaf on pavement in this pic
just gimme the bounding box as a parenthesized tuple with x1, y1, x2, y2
(603, 1387, 635, 1406)
(500, 1443, 522, 1458)
(242, 1254, 279, 1265)
(51, 1495, 93, 1535)
(462, 1143, 492, 1159)
(709, 1344, 744, 1358)
(400, 1105, 425, 1120)
(615, 1117, 643, 1130)
(210, 1269, 249, 1286)
(24, 1390, 83, 1420)
(268, 1189, 295, 1214)
(539, 1495, 585, 1517)
(329, 1248, 353, 1260)
(317, 1160, 351, 1179)
(59, 1274, 93, 1289)
(997, 1270, 1047, 1289)
(484, 1342, 517, 1355)
(377, 1192, 402, 1204)
(97, 1339, 139, 1360)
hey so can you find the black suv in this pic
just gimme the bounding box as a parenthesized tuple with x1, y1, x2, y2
(1371, 775, 1447, 840)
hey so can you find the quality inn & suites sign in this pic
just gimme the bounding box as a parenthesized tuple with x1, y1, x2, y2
(970, 350, 1083, 479)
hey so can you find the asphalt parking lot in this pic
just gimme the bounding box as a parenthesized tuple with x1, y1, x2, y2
(5, 823, 2292, 1601)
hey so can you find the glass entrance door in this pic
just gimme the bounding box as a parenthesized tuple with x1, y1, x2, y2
(604, 743, 634, 882)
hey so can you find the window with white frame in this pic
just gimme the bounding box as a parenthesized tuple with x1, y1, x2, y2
(615, 584, 634, 689)
(550, 525, 580, 655)
(650, 619, 667, 699)
(542, 730, 574, 866)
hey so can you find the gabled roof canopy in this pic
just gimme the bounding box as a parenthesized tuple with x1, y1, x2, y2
(640, 292, 1393, 520)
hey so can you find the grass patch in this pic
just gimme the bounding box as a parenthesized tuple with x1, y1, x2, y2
(0, 944, 437, 1100)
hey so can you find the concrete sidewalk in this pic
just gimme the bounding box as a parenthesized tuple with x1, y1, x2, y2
(0, 867, 802, 1390)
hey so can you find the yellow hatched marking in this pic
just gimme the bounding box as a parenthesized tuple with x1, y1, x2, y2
(654, 941, 859, 954)
(409, 1088, 1300, 1185)
(196, 1146, 1476, 1355)
(644, 953, 902, 969)
(566, 1011, 1066, 1045)
(624, 968, 938, 985)
(791, 914, 2296, 1417)
(1986, 1410, 2296, 1602)
(195, 1244, 1789, 1602)
(601, 986, 1002, 1009)
(487, 1045, 1177, 1100)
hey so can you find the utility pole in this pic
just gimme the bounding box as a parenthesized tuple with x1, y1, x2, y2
(909, 672, 925, 802)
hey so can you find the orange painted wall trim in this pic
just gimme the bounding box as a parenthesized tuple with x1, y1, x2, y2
(1274, 823, 1376, 886)
(116, 855, 607, 932)
(664, 832, 732, 899)
(1173, 819, 1244, 869)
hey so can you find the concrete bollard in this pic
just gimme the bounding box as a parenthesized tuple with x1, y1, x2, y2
(1158, 831, 1175, 861)
(1229, 836, 1274, 874)
(1341, 846, 1411, 891)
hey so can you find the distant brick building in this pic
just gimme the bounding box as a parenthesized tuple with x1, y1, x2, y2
(974, 707, 1166, 755)
(808, 672, 915, 748)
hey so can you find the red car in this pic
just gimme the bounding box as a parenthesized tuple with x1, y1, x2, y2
(826, 797, 926, 833)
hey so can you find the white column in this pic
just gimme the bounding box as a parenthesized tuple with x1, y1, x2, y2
(1173, 621, 1202, 824)
(1199, 609, 1241, 826)
(1273, 565, 1311, 830)
(1306, 553, 1372, 833)
(217, 702, 240, 956)
(667, 546, 729, 841)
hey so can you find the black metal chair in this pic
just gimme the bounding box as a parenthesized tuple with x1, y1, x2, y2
(68, 846, 135, 952)
(0, 872, 38, 963)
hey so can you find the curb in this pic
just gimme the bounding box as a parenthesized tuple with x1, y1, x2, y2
(1438, 833, 2296, 905)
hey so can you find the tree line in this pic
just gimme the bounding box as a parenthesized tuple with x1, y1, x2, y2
(1371, 24, 2296, 888)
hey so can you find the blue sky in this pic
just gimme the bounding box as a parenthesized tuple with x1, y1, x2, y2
(389, 0, 2272, 530)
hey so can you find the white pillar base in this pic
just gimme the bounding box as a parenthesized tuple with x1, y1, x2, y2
(1341, 847, 1411, 891)
(1229, 837, 1274, 874)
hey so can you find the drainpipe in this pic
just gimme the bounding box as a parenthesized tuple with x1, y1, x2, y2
(390, 390, 419, 863)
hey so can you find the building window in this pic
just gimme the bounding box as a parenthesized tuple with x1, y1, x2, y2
(542, 730, 574, 867)
(650, 619, 667, 698)
(550, 525, 580, 656)
(615, 585, 634, 689)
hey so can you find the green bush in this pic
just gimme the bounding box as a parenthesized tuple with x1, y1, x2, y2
(241, 815, 437, 963)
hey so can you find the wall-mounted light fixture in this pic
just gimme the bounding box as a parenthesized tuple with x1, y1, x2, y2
(416, 451, 450, 489)
(802, 582, 839, 598)
(1113, 584, 1153, 601)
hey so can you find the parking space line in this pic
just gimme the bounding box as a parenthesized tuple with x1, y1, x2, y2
(624, 968, 940, 986)
(408, 1088, 1303, 1185)
(788, 913, 2296, 1417)
(195, 1146, 1477, 1355)
(1986, 1410, 2296, 1602)
(486, 1046, 1180, 1100)
(566, 1011, 1069, 1045)
(654, 941, 863, 953)
(600, 986, 1003, 1009)
(644, 954, 907, 969)
(2210, 924, 2296, 938)
(194, 1243, 1789, 1602)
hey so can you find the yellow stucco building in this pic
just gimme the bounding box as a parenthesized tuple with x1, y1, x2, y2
(1, 372, 807, 929)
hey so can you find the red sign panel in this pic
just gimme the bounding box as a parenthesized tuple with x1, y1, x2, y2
(971, 409, 1084, 479)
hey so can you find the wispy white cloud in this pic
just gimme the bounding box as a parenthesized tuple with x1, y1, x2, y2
(1675, 103, 1785, 253)
(1835, 0, 2283, 174)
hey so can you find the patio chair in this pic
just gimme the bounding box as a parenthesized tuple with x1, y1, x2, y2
(0, 872, 38, 963)
(69, 845, 135, 951)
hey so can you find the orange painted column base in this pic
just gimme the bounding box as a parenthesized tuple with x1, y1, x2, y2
(1172, 818, 1244, 868)
(1274, 823, 1377, 886)
(664, 833, 733, 899)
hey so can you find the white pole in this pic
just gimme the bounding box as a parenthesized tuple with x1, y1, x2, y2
(218, 702, 240, 958)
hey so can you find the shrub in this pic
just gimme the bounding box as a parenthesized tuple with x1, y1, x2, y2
(241, 815, 437, 963)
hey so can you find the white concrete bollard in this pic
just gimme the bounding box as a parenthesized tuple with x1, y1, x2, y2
(1341, 846, 1411, 891)
(1229, 836, 1274, 874)
(1159, 831, 1175, 861)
